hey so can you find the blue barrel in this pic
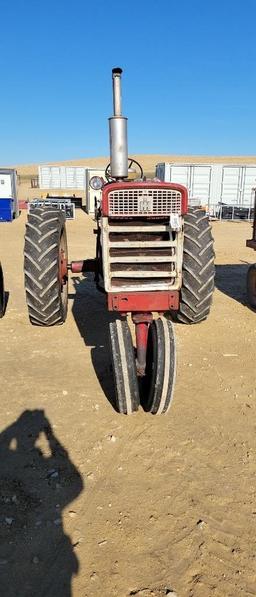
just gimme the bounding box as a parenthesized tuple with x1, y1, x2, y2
(0, 199, 13, 222)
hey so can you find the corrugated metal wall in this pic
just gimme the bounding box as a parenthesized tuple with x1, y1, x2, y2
(156, 163, 256, 207)
(39, 166, 86, 190)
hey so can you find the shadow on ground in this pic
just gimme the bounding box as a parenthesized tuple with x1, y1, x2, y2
(0, 261, 8, 317)
(0, 410, 83, 597)
(71, 273, 119, 410)
(215, 263, 250, 306)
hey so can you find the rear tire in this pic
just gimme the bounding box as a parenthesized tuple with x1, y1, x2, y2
(247, 264, 256, 309)
(109, 320, 139, 414)
(24, 207, 68, 326)
(177, 207, 215, 324)
(140, 317, 176, 415)
(0, 262, 5, 318)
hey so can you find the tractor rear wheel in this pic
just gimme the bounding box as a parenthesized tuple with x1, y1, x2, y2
(0, 262, 5, 318)
(24, 207, 68, 326)
(247, 263, 256, 309)
(177, 207, 215, 324)
(109, 320, 139, 414)
(140, 317, 176, 415)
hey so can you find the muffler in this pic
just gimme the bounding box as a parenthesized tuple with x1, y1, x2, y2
(109, 67, 128, 179)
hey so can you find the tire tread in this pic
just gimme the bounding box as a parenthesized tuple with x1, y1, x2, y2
(177, 207, 215, 324)
(24, 207, 68, 326)
(109, 320, 139, 414)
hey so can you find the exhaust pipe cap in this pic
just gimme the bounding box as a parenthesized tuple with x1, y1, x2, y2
(112, 67, 122, 75)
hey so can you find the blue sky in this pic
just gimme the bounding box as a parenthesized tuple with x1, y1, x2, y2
(0, 0, 256, 164)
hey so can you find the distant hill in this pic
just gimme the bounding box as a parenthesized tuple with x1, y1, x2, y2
(13, 153, 256, 177)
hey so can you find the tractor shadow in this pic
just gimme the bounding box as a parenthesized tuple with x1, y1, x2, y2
(70, 274, 119, 411)
(0, 263, 9, 317)
(0, 409, 83, 597)
(1, 290, 9, 317)
(4, 290, 10, 313)
(215, 263, 249, 306)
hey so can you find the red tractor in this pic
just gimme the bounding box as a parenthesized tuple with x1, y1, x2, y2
(246, 188, 256, 308)
(24, 68, 215, 414)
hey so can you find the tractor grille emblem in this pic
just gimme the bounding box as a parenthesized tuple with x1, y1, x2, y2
(139, 194, 153, 212)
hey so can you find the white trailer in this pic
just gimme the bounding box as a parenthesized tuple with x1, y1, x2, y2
(156, 162, 256, 209)
(38, 165, 87, 190)
(38, 165, 106, 213)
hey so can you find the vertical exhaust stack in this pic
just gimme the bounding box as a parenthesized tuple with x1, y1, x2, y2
(109, 67, 128, 179)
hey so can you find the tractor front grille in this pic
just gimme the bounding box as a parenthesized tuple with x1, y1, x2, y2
(108, 188, 182, 217)
(102, 217, 183, 293)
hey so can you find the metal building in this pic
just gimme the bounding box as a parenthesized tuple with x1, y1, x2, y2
(38, 165, 106, 214)
(39, 165, 87, 190)
(155, 163, 256, 210)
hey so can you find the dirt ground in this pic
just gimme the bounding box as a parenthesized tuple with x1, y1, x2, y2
(0, 211, 256, 597)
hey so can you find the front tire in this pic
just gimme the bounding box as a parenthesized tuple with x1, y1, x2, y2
(177, 207, 215, 324)
(109, 320, 139, 414)
(24, 207, 68, 326)
(140, 317, 176, 415)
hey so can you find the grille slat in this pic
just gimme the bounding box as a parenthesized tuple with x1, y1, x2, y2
(108, 188, 182, 216)
(111, 271, 176, 278)
(109, 240, 175, 248)
(110, 255, 175, 263)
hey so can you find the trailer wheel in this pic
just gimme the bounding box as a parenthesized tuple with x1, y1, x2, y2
(24, 207, 68, 326)
(141, 317, 176, 415)
(109, 320, 139, 414)
(176, 207, 215, 324)
(247, 264, 256, 309)
(0, 262, 5, 318)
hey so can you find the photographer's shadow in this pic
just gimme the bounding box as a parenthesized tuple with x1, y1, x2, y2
(71, 274, 118, 410)
(215, 263, 249, 305)
(0, 409, 83, 597)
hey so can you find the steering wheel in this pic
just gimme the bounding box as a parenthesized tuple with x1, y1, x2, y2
(105, 158, 144, 183)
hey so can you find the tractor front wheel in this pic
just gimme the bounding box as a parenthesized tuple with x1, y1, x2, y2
(247, 264, 256, 309)
(109, 320, 139, 414)
(24, 207, 68, 326)
(140, 317, 176, 415)
(0, 262, 5, 318)
(176, 207, 215, 324)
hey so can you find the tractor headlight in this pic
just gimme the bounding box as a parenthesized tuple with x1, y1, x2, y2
(89, 176, 104, 190)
